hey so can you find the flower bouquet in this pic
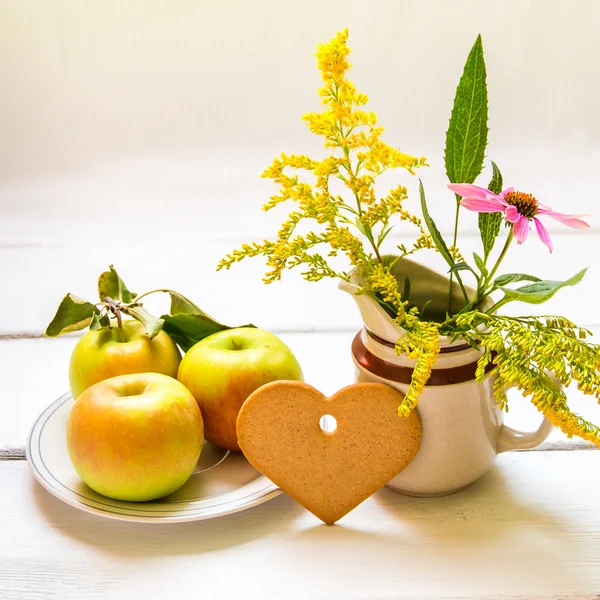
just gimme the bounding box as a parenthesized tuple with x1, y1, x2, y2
(218, 30, 600, 452)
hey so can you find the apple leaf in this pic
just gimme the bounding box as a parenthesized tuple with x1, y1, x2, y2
(89, 312, 102, 331)
(89, 312, 111, 330)
(123, 306, 164, 338)
(45, 294, 98, 337)
(498, 269, 587, 305)
(162, 312, 256, 353)
(169, 291, 202, 315)
(98, 265, 136, 303)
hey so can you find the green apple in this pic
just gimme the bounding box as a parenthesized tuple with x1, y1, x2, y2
(177, 327, 303, 452)
(67, 372, 203, 502)
(69, 320, 181, 399)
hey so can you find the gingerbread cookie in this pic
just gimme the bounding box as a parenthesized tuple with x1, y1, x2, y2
(236, 381, 421, 525)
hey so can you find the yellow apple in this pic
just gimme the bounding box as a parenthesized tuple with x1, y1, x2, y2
(177, 327, 303, 452)
(67, 372, 203, 502)
(69, 320, 181, 399)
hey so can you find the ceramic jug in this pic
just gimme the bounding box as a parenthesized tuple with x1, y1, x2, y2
(339, 258, 553, 497)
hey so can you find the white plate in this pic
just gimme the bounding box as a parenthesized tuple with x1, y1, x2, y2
(27, 392, 281, 523)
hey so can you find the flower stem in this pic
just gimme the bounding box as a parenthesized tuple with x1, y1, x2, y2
(485, 228, 514, 288)
(486, 297, 510, 314)
(447, 197, 461, 313)
(341, 128, 384, 265)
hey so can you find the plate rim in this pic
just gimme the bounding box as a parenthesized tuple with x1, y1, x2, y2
(26, 391, 281, 523)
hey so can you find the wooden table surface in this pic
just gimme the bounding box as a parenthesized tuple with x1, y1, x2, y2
(2, 329, 600, 600)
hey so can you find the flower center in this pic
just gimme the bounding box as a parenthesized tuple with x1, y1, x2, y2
(504, 191, 539, 218)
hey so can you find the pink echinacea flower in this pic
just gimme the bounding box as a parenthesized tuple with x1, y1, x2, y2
(448, 183, 590, 253)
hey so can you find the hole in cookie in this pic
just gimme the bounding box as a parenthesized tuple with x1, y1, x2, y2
(319, 414, 337, 433)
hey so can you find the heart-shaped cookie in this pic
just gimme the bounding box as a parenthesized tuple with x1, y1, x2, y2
(236, 381, 421, 525)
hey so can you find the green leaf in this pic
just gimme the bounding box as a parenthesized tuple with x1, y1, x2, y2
(493, 273, 542, 287)
(419, 299, 433, 320)
(169, 292, 202, 315)
(162, 313, 255, 353)
(473, 252, 487, 277)
(98, 265, 136, 303)
(45, 294, 98, 337)
(123, 306, 164, 338)
(478, 161, 504, 258)
(89, 312, 102, 331)
(354, 218, 367, 236)
(445, 35, 488, 185)
(450, 262, 479, 280)
(378, 225, 393, 246)
(402, 275, 411, 302)
(499, 269, 587, 305)
(487, 160, 503, 194)
(419, 180, 454, 269)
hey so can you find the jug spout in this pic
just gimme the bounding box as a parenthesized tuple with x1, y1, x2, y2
(338, 279, 406, 343)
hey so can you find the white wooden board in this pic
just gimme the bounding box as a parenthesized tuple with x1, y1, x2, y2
(1, 231, 598, 336)
(1, 451, 600, 600)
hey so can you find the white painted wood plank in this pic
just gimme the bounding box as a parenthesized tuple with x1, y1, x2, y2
(2, 332, 599, 452)
(1, 451, 600, 599)
(0, 232, 598, 335)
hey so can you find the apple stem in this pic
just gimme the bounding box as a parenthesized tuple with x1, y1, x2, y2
(114, 308, 125, 342)
(104, 296, 126, 342)
(133, 288, 170, 302)
(134, 288, 199, 310)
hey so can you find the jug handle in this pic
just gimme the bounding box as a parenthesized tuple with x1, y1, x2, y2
(497, 383, 554, 452)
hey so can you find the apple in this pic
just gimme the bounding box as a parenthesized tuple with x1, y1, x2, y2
(69, 320, 181, 399)
(177, 327, 304, 452)
(67, 372, 203, 502)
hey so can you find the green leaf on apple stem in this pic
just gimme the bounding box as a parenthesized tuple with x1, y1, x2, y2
(168, 291, 202, 315)
(122, 306, 164, 338)
(98, 265, 136, 303)
(45, 294, 98, 337)
(162, 313, 256, 353)
(89, 312, 102, 331)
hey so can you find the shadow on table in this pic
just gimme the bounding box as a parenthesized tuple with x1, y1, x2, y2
(31, 479, 304, 558)
(297, 464, 570, 539)
(372, 464, 572, 542)
(292, 465, 581, 587)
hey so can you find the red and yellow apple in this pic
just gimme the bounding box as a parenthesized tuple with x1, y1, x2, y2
(177, 327, 303, 452)
(69, 320, 181, 399)
(67, 372, 203, 502)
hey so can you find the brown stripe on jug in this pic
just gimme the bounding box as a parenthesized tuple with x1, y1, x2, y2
(352, 332, 495, 386)
(366, 329, 471, 354)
